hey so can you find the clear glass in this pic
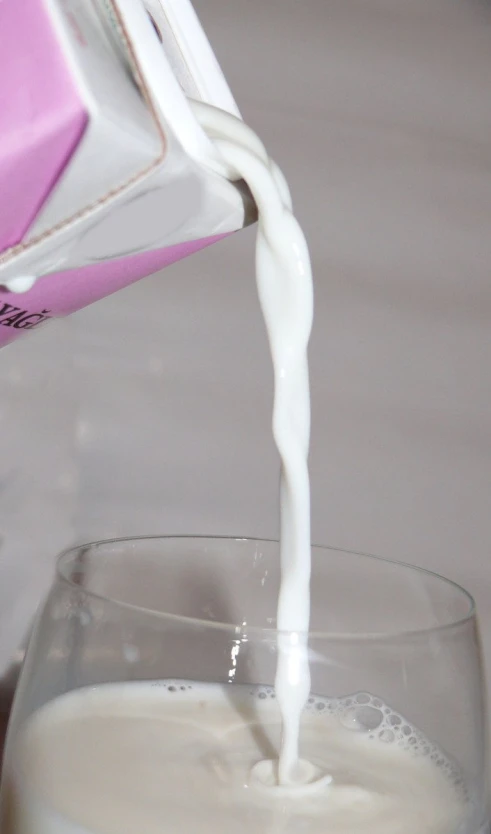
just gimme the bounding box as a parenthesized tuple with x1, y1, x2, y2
(0, 536, 488, 834)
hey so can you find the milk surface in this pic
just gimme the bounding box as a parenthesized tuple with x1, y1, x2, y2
(2, 680, 471, 834)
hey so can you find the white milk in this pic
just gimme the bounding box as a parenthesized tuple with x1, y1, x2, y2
(2, 681, 470, 834)
(192, 102, 314, 785)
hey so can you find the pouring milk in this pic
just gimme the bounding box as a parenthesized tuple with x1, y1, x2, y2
(191, 101, 315, 787)
(1, 103, 473, 834)
(0, 0, 479, 829)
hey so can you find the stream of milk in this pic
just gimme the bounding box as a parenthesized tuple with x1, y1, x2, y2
(192, 101, 314, 785)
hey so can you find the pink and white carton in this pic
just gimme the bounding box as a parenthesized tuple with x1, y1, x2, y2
(0, 0, 254, 347)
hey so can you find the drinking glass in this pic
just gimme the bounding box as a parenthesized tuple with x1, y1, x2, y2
(0, 536, 488, 833)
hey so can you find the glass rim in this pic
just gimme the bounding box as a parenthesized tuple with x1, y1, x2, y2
(56, 535, 476, 641)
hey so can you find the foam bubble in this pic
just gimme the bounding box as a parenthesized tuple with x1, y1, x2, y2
(299, 689, 467, 799)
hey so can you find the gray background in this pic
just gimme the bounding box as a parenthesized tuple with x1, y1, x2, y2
(0, 0, 490, 692)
